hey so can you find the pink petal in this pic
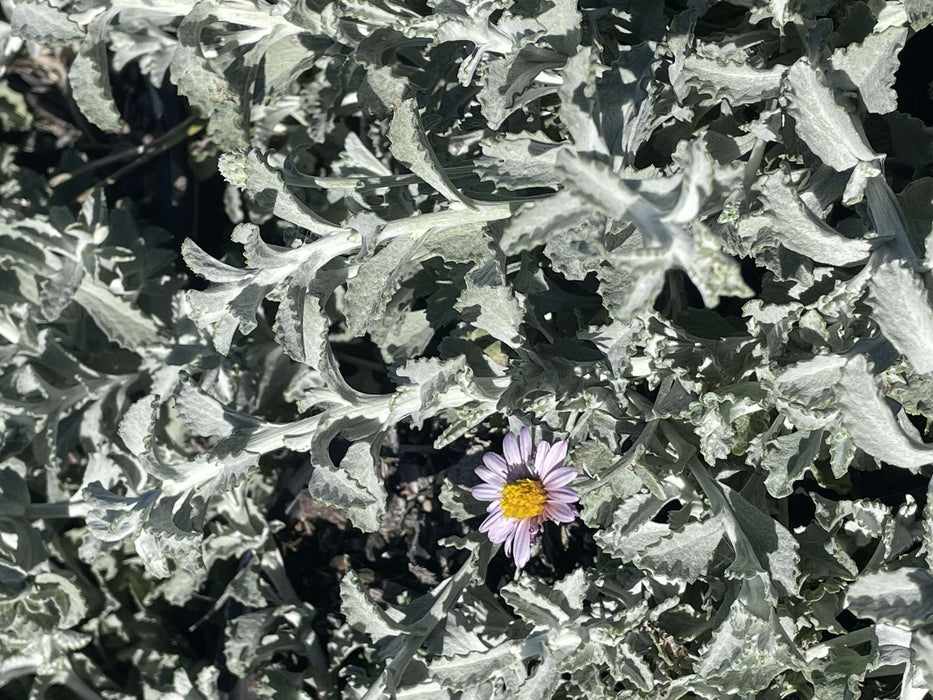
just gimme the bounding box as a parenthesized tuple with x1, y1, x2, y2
(475, 465, 505, 485)
(502, 433, 522, 466)
(532, 441, 551, 476)
(472, 484, 502, 501)
(542, 466, 578, 489)
(539, 440, 567, 477)
(512, 524, 532, 568)
(482, 453, 508, 475)
(545, 502, 577, 523)
(479, 510, 499, 533)
(489, 516, 516, 542)
(480, 511, 510, 543)
(518, 427, 532, 463)
(546, 486, 580, 504)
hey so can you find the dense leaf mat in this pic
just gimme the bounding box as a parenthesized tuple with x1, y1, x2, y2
(3, 0, 933, 697)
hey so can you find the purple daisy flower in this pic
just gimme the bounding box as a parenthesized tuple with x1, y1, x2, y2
(472, 427, 580, 568)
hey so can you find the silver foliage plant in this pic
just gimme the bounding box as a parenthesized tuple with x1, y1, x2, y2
(4, 0, 933, 697)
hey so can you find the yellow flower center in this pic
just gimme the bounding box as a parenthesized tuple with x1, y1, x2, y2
(500, 479, 548, 520)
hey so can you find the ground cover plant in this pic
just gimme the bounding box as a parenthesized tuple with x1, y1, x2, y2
(4, 0, 933, 697)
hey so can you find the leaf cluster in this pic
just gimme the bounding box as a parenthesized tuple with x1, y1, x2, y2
(5, 0, 933, 697)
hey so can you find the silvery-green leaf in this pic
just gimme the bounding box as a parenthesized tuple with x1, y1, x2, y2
(597, 43, 657, 160)
(344, 237, 423, 338)
(682, 54, 785, 106)
(751, 173, 873, 265)
(897, 177, 933, 259)
(344, 222, 490, 337)
(223, 603, 323, 680)
(905, 0, 933, 29)
(912, 629, 933, 691)
(454, 280, 524, 347)
(634, 514, 725, 583)
(499, 190, 591, 255)
(360, 65, 409, 115)
(691, 576, 803, 694)
(10, 1, 84, 44)
(516, 651, 565, 700)
(689, 461, 799, 598)
(544, 221, 608, 280)
(866, 260, 933, 375)
(0, 465, 29, 513)
(784, 60, 881, 172)
(477, 52, 560, 130)
(678, 223, 753, 306)
(341, 542, 490, 699)
(38, 259, 83, 323)
(389, 99, 473, 207)
(182, 225, 326, 354)
(475, 134, 564, 192)
(341, 131, 394, 178)
(761, 430, 824, 498)
(218, 150, 345, 235)
(171, 44, 246, 150)
(723, 484, 800, 597)
(430, 641, 525, 692)
(68, 12, 122, 132)
(556, 46, 608, 156)
(925, 478, 933, 571)
(836, 354, 933, 471)
(117, 395, 158, 457)
(133, 526, 203, 580)
(393, 355, 501, 431)
(596, 252, 667, 323)
(168, 0, 256, 150)
(535, 0, 580, 55)
(689, 382, 768, 463)
(170, 451, 262, 502)
(272, 275, 329, 368)
(557, 150, 749, 307)
(769, 354, 847, 431)
(180, 237, 251, 285)
(367, 307, 434, 367)
(173, 374, 262, 440)
(500, 569, 585, 629)
(594, 490, 670, 561)
(141, 665, 218, 700)
(830, 26, 908, 114)
(769, 0, 793, 26)
(0, 470, 48, 571)
(308, 440, 385, 532)
(744, 300, 804, 362)
(339, 569, 399, 648)
(83, 483, 159, 544)
(846, 568, 933, 627)
(24, 572, 88, 629)
(866, 175, 920, 265)
(72, 277, 161, 350)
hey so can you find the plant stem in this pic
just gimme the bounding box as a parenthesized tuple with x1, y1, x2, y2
(0, 500, 91, 520)
(56, 117, 205, 201)
(25, 500, 91, 519)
